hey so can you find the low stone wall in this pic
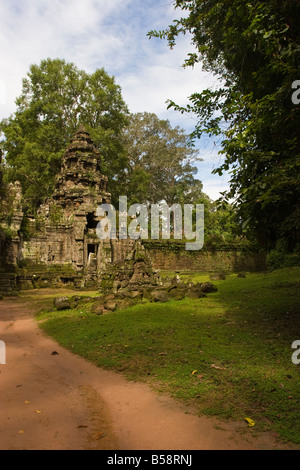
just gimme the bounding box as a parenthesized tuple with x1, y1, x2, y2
(0, 228, 14, 266)
(142, 241, 266, 272)
(0, 240, 266, 296)
(0, 265, 85, 296)
(0, 271, 19, 296)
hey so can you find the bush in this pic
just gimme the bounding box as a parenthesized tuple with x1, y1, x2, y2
(267, 248, 300, 270)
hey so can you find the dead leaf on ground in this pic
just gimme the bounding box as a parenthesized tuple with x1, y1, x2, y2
(245, 417, 255, 427)
(93, 432, 106, 440)
(210, 364, 225, 370)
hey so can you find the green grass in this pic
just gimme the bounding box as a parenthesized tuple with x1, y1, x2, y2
(34, 268, 300, 445)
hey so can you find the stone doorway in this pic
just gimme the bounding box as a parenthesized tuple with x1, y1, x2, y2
(86, 243, 98, 270)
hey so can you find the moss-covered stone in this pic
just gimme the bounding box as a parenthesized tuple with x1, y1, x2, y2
(53, 297, 70, 310)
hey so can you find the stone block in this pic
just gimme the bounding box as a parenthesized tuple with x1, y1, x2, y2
(201, 282, 218, 293)
(169, 288, 187, 301)
(151, 290, 171, 303)
(105, 301, 117, 311)
(90, 303, 105, 315)
(210, 273, 226, 280)
(53, 297, 70, 310)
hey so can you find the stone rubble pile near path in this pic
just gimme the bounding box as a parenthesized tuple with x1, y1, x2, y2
(53, 245, 218, 315)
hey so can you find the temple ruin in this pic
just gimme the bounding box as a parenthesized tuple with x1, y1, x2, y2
(0, 125, 266, 296)
(0, 125, 134, 292)
(23, 125, 114, 275)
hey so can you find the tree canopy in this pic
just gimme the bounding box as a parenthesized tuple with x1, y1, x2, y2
(122, 112, 203, 205)
(148, 0, 300, 252)
(0, 58, 247, 252)
(0, 59, 208, 212)
(0, 58, 129, 211)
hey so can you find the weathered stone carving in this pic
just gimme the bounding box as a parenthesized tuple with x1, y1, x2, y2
(16, 126, 123, 277)
(0, 126, 225, 300)
(0, 125, 133, 292)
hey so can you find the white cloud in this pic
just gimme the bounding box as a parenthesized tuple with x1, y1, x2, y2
(121, 60, 212, 114)
(0, 0, 132, 115)
(194, 146, 230, 200)
(202, 179, 230, 201)
(0, 0, 229, 200)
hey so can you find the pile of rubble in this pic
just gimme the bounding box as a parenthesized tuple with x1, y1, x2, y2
(53, 241, 218, 314)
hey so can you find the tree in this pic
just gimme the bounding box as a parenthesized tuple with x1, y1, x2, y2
(122, 112, 203, 205)
(0, 58, 129, 211)
(0, 150, 5, 200)
(148, 0, 300, 251)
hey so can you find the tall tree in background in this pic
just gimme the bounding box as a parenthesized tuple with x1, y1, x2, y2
(122, 112, 203, 205)
(0, 58, 129, 211)
(149, 0, 300, 252)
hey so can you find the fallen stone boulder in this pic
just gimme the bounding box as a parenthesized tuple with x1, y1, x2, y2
(128, 290, 142, 300)
(141, 287, 155, 301)
(90, 304, 105, 315)
(171, 275, 181, 285)
(186, 289, 206, 299)
(210, 273, 226, 280)
(151, 290, 171, 303)
(53, 297, 70, 310)
(103, 293, 116, 302)
(201, 282, 218, 293)
(169, 288, 187, 301)
(104, 301, 117, 311)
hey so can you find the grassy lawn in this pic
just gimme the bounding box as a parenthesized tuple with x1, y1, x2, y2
(35, 267, 300, 444)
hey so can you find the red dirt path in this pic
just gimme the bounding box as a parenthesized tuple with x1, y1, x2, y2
(0, 297, 296, 450)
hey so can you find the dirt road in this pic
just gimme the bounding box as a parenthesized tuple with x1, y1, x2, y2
(0, 297, 295, 450)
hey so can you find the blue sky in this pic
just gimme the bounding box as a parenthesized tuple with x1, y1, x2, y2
(0, 0, 230, 200)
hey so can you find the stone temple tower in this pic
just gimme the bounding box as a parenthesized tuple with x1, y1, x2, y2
(8, 124, 135, 288)
(53, 124, 110, 210)
(52, 124, 111, 272)
(22, 125, 112, 278)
